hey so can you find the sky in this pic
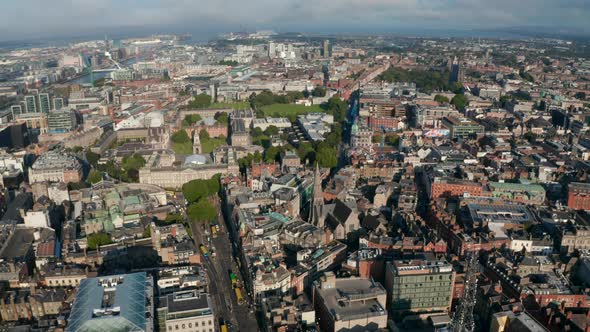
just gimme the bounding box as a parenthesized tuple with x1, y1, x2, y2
(1, 0, 589, 41)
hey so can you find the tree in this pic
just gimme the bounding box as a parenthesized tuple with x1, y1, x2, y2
(218, 60, 239, 66)
(199, 129, 210, 141)
(252, 127, 264, 137)
(451, 94, 469, 110)
(182, 175, 220, 203)
(315, 142, 338, 168)
(575, 92, 587, 100)
(385, 134, 400, 147)
(434, 94, 449, 103)
(88, 170, 103, 184)
(171, 130, 191, 143)
(312, 86, 327, 97)
(264, 125, 279, 136)
(188, 93, 212, 109)
(519, 69, 534, 83)
(523, 131, 538, 143)
(182, 114, 202, 127)
(142, 226, 151, 238)
(86, 151, 100, 167)
(215, 112, 229, 124)
(87, 232, 112, 250)
(449, 82, 463, 94)
(297, 142, 315, 164)
(325, 123, 343, 147)
(187, 199, 216, 222)
(264, 146, 282, 163)
(122, 154, 146, 171)
(238, 152, 263, 170)
(378, 67, 450, 94)
(324, 96, 347, 122)
(164, 212, 183, 224)
(286, 91, 305, 102)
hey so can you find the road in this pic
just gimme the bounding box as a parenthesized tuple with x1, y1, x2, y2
(192, 197, 259, 332)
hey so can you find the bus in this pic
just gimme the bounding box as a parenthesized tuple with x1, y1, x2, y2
(219, 319, 228, 332)
(210, 224, 218, 238)
(229, 272, 238, 287)
(234, 287, 244, 305)
(199, 244, 209, 258)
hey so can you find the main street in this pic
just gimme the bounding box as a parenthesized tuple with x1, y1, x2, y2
(192, 197, 259, 332)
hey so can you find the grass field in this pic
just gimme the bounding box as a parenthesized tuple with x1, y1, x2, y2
(201, 137, 226, 153)
(172, 142, 193, 155)
(209, 101, 250, 109)
(260, 103, 325, 120)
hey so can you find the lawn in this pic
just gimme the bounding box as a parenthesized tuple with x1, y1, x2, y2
(201, 137, 226, 153)
(172, 141, 193, 155)
(260, 103, 325, 121)
(173, 137, 226, 155)
(209, 101, 250, 109)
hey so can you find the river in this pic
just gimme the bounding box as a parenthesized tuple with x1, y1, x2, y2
(69, 56, 141, 85)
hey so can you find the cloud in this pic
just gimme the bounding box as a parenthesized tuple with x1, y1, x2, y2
(1, 0, 589, 41)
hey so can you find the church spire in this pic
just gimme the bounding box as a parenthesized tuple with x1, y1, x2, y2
(309, 163, 324, 227)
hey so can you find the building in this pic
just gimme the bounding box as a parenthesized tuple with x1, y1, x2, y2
(230, 119, 251, 146)
(297, 113, 333, 142)
(66, 272, 154, 332)
(156, 290, 214, 332)
(385, 258, 455, 317)
(322, 40, 332, 58)
(25, 95, 37, 113)
(139, 162, 239, 189)
(39, 93, 51, 113)
(430, 177, 483, 199)
(488, 182, 546, 206)
(351, 123, 373, 149)
(0, 122, 31, 149)
(53, 97, 65, 110)
(47, 109, 77, 133)
(313, 272, 387, 332)
(252, 117, 292, 131)
(568, 182, 590, 210)
(442, 116, 484, 139)
(29, 151, 82, 184)
(490, 310, 549, 332)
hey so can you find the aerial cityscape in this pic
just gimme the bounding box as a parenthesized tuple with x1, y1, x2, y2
(0, 1, 590, 332)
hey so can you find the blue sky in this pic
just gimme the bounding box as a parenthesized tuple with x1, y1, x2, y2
(1, 0, 589, 41)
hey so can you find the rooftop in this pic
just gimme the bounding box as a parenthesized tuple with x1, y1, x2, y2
(316, 277, 387, 322)
(66, 272, 151, 332)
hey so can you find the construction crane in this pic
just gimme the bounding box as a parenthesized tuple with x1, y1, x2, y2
(449, 250, 479, 332)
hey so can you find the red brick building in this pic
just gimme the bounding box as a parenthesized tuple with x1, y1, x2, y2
(368, 116, 399, 131)
(568, 182, 590, 210)
(430, 177, 484, 199)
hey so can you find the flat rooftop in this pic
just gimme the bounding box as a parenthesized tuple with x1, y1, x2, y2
(317, 278, 386, 322)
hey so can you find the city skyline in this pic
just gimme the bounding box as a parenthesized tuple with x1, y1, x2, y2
(1, 0, 589, 42)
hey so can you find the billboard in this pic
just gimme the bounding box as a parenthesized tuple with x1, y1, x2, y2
(422, 129, 450, 138)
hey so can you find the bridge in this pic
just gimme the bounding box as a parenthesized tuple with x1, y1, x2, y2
(92, 68, 118, 73)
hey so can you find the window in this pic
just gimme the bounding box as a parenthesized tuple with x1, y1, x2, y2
(202, 321, 205, 326)
(208, 320, 212, 325)
(182, 324, 185, 329)
(189, 323, 192, 328)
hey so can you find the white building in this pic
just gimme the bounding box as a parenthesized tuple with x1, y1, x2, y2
(22, 210, 51, 229)
(157, 290, 214, 332)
